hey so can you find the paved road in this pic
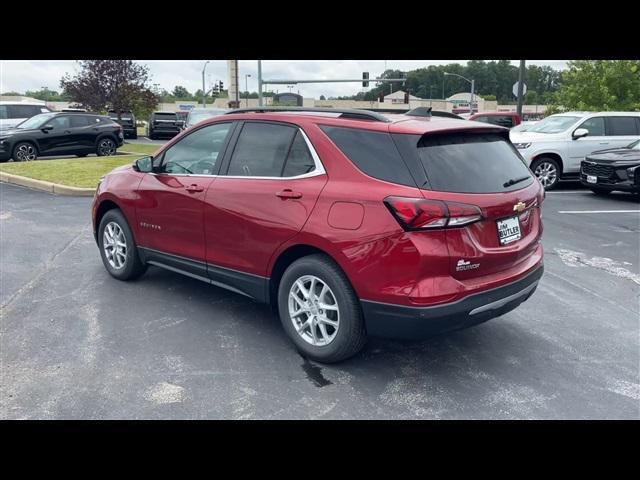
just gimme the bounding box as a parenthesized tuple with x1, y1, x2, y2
(1, 182, 638, 419)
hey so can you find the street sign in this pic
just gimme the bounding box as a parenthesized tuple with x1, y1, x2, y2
(513, 81, 527, 97)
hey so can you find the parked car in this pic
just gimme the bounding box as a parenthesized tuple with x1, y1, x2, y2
(146, 111, 180, 139)
(468, 111, 521, 129)
(183, 108, 228, 130)
(580, 139, 640, 195)
(175, 111, 190, 130)
(108, 110, 137, 139)
(510, 121, 539, 133)
(0, 101, 52, 131)
(0, 112, 123, 162)
(510, 112, 640, 190)
(92, 107, 544, 363)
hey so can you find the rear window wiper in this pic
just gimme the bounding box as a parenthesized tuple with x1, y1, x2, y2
(503, 175, 531, 188)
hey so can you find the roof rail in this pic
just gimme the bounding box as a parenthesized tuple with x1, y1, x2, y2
(224, 106, 391, 123)
(406, 107, 464, 120)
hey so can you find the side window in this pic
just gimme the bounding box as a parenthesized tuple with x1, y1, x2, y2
(70, 115, 90, 128)
(48, 116, 71, 129)
(282, 131, 316, 177)
(579, 117, 605, 136)
(607, 116, 639, 136)
(473, 116, 488, 123)
(227, 122, 296, 177)
(320, 125, 416, 187)
(162, 122, 232, 175)
(0, 106, 7, 119)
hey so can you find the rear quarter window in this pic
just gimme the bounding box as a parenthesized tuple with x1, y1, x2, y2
(320, 125, 416, 187)
(410, 132, 534, 193)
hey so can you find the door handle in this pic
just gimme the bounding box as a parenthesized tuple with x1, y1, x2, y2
(185, 184, 204, 193)
(276, 189, 302, 199)
(64, 130, 72, 134)
(599, 142, 609, 144)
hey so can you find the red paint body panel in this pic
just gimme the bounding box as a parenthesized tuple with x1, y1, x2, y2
(203, 174, 327, 276)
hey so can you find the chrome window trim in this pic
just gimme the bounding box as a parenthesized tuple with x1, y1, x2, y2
(151, 126, 326, 180)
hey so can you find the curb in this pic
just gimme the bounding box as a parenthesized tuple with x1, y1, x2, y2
(0, 172, 96, 197)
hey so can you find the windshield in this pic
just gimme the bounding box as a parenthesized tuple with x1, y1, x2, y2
(15, 112, 57, 129)
(188, 110, 225, 125)
(527, 115, 580, 134)
(628, 139, 640, 150)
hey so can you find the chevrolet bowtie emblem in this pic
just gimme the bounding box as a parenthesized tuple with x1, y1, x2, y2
(513, 202, 526, 213)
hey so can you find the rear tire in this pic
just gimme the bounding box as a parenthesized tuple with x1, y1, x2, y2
(531, 157, 560, 191)
(12, 142, 38, 161)
(96, 137, 116, 156)
(277, 254, 366, 363)
(98, 209, 147, 281)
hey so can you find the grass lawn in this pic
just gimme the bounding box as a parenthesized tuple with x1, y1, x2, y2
(120, 143, 161, 155)
(0, 155, 139, 188)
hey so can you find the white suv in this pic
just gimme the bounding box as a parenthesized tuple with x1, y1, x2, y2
(0, 101, 52, 131)
(510, 112, 640, 190)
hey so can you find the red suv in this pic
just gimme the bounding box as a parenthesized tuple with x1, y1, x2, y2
(92, 107, 544, 363)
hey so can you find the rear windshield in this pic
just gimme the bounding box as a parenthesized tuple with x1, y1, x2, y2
(413, 133, 534, 193)
(154, 113, 177, 120)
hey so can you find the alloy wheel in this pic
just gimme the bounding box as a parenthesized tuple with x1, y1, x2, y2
(99, 139, 116, 156)
(288, 275, 339, 346)
(15, 144, 36, 161)
(103, 222, 127, 269)
(534, 161, 557, 188)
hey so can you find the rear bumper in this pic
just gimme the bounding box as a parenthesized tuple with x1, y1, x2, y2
(361, 263, 543, 339)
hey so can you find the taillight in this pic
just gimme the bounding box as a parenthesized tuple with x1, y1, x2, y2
(384, 196, 482, 231)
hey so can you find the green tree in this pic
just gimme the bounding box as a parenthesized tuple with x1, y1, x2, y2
(549, 60, 640, 111)
(171, 85, 191, 99)
(60, 60, 159, 118)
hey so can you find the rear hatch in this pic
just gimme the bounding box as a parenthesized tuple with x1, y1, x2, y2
(108, 111, 135, 128)
(403, 130, 544, 281)
(153, 112, 178, 129)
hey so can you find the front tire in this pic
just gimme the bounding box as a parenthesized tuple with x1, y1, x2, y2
(98, 209, 147, 281)
(12, 142, 38, 161)
(278, 254, 367, 363)
(96, 137, 116, 156)
(531, 157, 560, 190)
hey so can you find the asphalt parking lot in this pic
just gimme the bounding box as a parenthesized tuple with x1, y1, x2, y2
(1, 182, 638, 419)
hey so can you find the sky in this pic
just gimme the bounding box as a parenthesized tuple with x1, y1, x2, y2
(0, 60, 569, 99)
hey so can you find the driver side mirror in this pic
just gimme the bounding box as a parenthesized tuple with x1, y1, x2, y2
(573, 128, 589, 139)
(133, 155, 154, 173)
(41, 125, 54, 132)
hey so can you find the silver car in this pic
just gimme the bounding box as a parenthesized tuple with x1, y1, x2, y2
(510, 111, 640, 190)
(0, 102, 52, 130)
(183, 108, 228, 130)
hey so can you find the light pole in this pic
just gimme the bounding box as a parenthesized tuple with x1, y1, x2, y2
(245, 74, 251, 107)
(202, 61, 210, 108)
(429, 86, 434, 107)
(444, 72, 475, 113)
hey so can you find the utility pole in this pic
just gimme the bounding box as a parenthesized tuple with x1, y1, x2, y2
(517, 60, 526, 119)
(257, 60, 263, 106)
(202, 61, 210, 108)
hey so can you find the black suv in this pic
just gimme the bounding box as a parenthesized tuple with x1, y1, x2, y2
(147, 111, 180, 139)
(108, 110, 137, 139)
(0, 112, 124, 162)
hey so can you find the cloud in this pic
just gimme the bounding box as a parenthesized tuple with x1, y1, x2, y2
(1, 60, 568, 99)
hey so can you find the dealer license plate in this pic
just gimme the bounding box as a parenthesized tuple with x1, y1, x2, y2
(497, 216, 521, 245)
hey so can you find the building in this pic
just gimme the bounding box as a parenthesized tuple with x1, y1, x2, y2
(383, 90, 421, 104)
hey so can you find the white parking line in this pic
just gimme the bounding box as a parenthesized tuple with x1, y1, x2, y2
(558, 210, 640, 214)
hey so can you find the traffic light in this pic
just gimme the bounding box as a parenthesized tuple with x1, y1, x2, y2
(362, 72, 369, 88)
(219, 81, 224, 91)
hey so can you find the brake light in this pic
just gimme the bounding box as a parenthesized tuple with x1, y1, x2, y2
(384, 196, 482, 230)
